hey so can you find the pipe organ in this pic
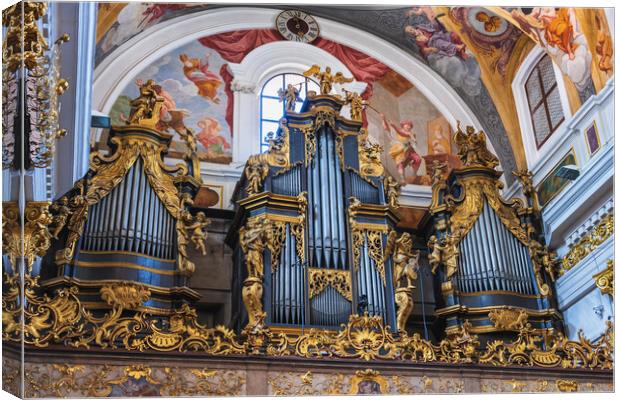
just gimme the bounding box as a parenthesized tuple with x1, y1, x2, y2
(428, 123, 562, 339)
(228, 71, 411, 334)
(40, 79, 208, 315)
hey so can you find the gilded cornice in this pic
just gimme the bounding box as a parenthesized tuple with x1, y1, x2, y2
(593, 259, 613, 298)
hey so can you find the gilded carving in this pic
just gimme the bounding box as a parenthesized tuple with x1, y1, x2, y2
(358, 128, 384, 177)
(488, 307, 528, 331)
(528, 240, 558, 296)
(1, 265, 615, 370)
(453, 121, 499, 169)
(186, 212, 211, 256)
(2, 201, 53, 273)
(556, 379, 578, 392)
(428, 233, 459, 279)
(513, 168, 540, 210)
(303, 127, 317, 166)
(20, 362, 246, 398)
(244, 155, 270, 196)
(239, 218, 274, 334)
(384, 175, 401, 209)
(2, 2, 48, 71)
(593, 259, 613, 298)
(430, 159, 448, 186)
(562, 214, 614, 273)
(308, 268, 352, 301)
(343, 90, 367, 121)
(127, 79, 164, 128)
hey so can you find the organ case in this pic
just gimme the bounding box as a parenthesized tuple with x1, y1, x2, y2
(428, 123, 562, 339)
(228, 88, 409, 334)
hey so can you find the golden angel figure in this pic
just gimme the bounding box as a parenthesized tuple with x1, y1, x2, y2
(186, 212, 211, 256)
(303, 65, 353, 95)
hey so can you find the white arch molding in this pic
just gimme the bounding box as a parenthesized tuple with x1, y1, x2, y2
(93, 6, 503, 204)
(94, 7, 489, 141)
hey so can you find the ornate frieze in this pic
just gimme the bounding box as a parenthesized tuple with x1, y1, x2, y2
(2, 356, 612, 398)
(1, 264, 615, 368)
(562, 214, 614, 273)
(488, 307, 528, 331)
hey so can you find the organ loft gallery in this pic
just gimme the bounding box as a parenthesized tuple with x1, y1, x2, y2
(1, 1, 616, 398)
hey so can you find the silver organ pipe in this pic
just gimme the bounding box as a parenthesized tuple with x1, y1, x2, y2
(306, 128, 347, 270)
(456, 200, 537, 295)
(80, 159, 177, 260)
(271, 225, 305, 325)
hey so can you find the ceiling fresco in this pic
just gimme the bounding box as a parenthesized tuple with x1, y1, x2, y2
(95, 4, 614, 186)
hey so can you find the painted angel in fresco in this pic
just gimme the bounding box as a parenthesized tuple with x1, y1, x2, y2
(511, 8, 577, 60)
(195, 117, 230, 157)
(380, 113, 422, 181)
(179, 53, 222, 104)
(404, 8, 467, 61)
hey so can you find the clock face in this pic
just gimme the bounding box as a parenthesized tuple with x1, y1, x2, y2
(276, 10, 319, 44)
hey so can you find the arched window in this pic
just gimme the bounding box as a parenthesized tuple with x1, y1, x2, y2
(524, 54, 565, 148)
(259, 73, 320, 152)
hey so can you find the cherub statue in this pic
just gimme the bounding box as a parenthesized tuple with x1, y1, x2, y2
(453, 121, 499, 169)
(343, 89, 367, 121)
(427, 234, 445, 274)
(278, 83, 301, 112)
(186, 212, 211, 256)
(384, 175, 401, 209)
(303, 65, 353, 95)
(50, 196, 71, 239)
(127, 79, 161, 125)
(442, 234, 460, 279)
(430, 160, 448, 186)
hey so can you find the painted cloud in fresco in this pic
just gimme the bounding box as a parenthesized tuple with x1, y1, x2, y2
(109, 40, 232, 164)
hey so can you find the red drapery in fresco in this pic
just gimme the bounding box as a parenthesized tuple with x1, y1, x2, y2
(198, 29, 392, 132)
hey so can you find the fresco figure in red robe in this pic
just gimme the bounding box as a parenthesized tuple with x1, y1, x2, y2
(179, 53, 222, 104)
(380, 113, 422, 181)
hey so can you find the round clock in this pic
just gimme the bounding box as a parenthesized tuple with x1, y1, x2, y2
(276, 10, 320, 44)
